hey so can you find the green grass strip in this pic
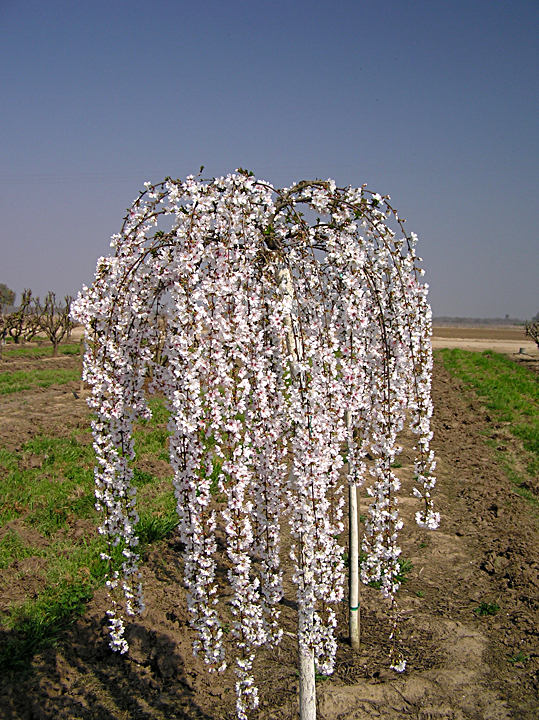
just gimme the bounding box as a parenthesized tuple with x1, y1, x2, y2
(438, 348, 539, 478)
(2, 343, 81, 359)
(0, 368, 80, 395)
(0, 435, 96, 529)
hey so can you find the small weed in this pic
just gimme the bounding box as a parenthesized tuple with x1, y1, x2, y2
(359, 514, 366, 524)
(474, 601, 500, 616)
(134, 427, 169, 455)
(315, 673, 330, 682)
(133, 468, 154, 486)
(209, 461, 223, 495)
(416, 590, 424, 598)
(391, 461, 402, 468)
(362, 556, 413, 590)
(419, 541, 427, 548)
(146, 398, 170, 424)
(0, 578, 95, 670)
(136, 513, 179, 544)
(510, 651, 529, 665)
(498, 454, 539, 509)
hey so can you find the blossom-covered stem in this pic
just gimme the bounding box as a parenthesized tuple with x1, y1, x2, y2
(71, 171, 438, 718)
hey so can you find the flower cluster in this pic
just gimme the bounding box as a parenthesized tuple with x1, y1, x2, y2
(72, 172, 437, 717)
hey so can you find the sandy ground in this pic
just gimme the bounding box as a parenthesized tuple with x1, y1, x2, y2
(431, 325, 539, 357)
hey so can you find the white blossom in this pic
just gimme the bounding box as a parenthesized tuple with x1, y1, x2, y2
(72, 172, 437, 715)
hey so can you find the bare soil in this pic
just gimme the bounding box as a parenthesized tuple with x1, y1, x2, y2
(1, 330, 538, 719)
(431, 325, 538, 357)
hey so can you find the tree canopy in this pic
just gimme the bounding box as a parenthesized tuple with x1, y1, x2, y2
(0, 283, 15, 309)
(72, 172, 437, 719)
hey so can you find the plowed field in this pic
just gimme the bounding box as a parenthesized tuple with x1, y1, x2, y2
(1, 328, 538, 719)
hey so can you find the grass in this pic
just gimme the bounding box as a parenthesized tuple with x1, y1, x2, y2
(1, 581, 96, 667)
(0, 396, 177, 670)
(136, 511, 178, 544)
(0, 435, 96, 530)
(0, 367, 80, 395)
(438, 348, 539, 500)
(2, 342, 81, 359)
(0, 528, 37, 569)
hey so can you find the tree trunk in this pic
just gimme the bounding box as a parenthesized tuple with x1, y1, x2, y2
(298, 611, 316, 720)
(278, 262, 315, 718)
(79, 338, 84, 394)
(346, 410, 360, 650)
(349, 482, 360, 650)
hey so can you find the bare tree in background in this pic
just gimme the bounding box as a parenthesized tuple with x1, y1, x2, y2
(24, 296, 45, 343)
(0, 286, 15, 361)
(0, 313, 9, 362)
(525, 321, 539, 350)
(7, 290, 37, 345)
(40, 292, 75, 356)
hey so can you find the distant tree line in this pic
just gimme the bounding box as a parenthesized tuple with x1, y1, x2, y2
(433, 316, 529, 326)
(0, 283, 76, 358)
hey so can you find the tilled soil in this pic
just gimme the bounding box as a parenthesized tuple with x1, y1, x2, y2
(0, 349, 538, 719)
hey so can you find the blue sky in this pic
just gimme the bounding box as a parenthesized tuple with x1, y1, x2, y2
(1, 0, 538, 318)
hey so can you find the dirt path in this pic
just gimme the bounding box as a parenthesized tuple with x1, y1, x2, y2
(0, 335, 538, 719)
(431, 325, 538, 358)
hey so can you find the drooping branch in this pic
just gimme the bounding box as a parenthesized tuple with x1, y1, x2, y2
(72, 171, 438, 720)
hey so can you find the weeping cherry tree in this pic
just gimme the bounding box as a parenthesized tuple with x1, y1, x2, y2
(72, 171, 438, 720)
